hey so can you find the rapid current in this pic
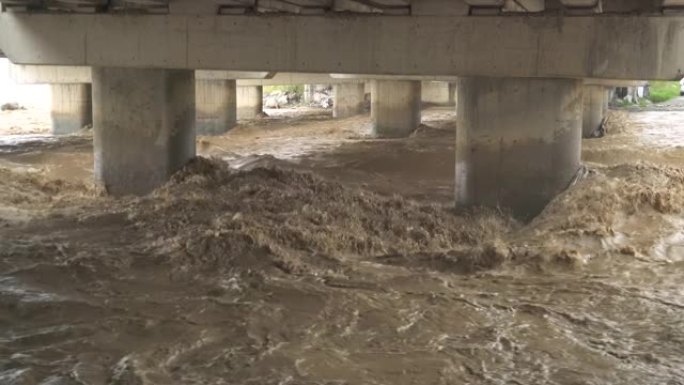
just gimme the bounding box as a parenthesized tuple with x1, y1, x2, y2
(0, 104, 683, 384)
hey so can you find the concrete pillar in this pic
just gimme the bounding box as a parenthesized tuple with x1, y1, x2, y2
(196, 79, 237, 135)
(93, 68, 195, 196)
(304, 84, 316, 104)
(449, 82, 458, 106)
(421, 81, 454, 106)
(50, 83, 92, 135)
(371, 80, 421, 138)
(582, 85, 608, 138)
(237, 86, 263, 120)
(456, 77, 582, 218)
(333, 83, 365, 118)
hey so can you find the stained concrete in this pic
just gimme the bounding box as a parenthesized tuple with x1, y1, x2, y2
(93, 67, 195, 196)
(456, 77, 583, 218)
(196, 79, 237, 135)
(371, 80, 421, 138)
(333, 83, 365, 118)
(237, 86, 263, 120)
(50, 83, 92, 135)
(3, 14, 682, 80)
(583, 85, 609, 138)
(421, 81, 456, 106)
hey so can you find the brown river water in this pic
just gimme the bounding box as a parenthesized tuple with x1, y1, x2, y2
(0, 104, 683, 384)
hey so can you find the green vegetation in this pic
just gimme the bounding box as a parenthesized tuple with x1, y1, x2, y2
(264, 85, 304, 95)
(638, 98, 650, 108)
(648, 81, 681, 104)
(614, 98, 634, 108)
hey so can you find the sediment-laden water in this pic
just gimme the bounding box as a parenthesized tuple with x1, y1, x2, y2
(0, 106, 683, 384)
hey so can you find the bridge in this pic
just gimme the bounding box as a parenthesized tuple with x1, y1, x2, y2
(0, 0, 682, 216)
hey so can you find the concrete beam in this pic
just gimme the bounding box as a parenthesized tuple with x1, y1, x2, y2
(583, 78, 650, 87)
(331, 74, 458, 81)
(1, 14, 683, 80)
(196, 70, 273, 80)
(8, 65, 276, 84)
(411, 0, 469, 15)
(9, 64, 91, 84)
(8, 65, 366, 86)
(237, 72, 365, 85)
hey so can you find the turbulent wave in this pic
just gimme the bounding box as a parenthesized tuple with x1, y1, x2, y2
(1, 107, 684, 384)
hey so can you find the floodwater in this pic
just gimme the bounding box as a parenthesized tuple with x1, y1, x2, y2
(0, 103, 683, 385)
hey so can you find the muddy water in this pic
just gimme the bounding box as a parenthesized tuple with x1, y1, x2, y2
(1, 105, 684, 384)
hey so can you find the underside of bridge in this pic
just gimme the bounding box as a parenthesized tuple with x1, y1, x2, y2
(2, 0, 684, 15)
(3, 2, 684, 383)
(1, 0, 682, 216)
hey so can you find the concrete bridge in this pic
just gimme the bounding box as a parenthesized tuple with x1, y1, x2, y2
(0, 0, 683, 217)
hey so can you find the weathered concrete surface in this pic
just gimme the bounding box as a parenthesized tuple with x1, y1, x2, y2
(93, 68, 195, 196)
(196, 70, 273, 81)
(11, 65, 91, 84)
(582, 85, 608, 138)
(196, 79, 237, 135)
(304, 84, 316, 104)
(9, 65, 273, 84)
(333, 83, 365, 118)
(583, 78, 649, 87)
(456, 77, 582, 218)
(8, 65, 368, 87)
(1, 14, 683, 80)
(450, 82, 458, 108)
(237, 86, 263, 120)
(412, 0, 469, 15)
(332, 74, 458, 81)
(371, 80, 421, 138)
(239, 73, 363, 86)
(50, 83, 92, 135)
(421, 81, 456, 106)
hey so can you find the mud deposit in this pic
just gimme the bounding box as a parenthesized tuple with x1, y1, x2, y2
(1, 107, 684, 384)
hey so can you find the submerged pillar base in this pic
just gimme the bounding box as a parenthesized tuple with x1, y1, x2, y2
(50, 83, 92, 135)
(456, 77, 582, 218)
(237, 86, 263, 120)
(583, 85, 609, 138)
(93, 68, 196, 196)
(196, 79, 237, 135)
(333, 83, 365, 118)
(371, 80, 421, 138)
(421, 81, 456, 106)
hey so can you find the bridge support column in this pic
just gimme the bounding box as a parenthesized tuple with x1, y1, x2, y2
(333, 83, 365, 118)
(456, 77, 582, 218)
(582, 85, 608, 138)
(371, 80, 421, 138)
(50, 83, 92, 135)
(237, 86, 263, 120)
(93, 68, 195, 196)
(304, 84, 316, 104)
(196, 79, 236, 135)
(421, 81, 456, 106)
